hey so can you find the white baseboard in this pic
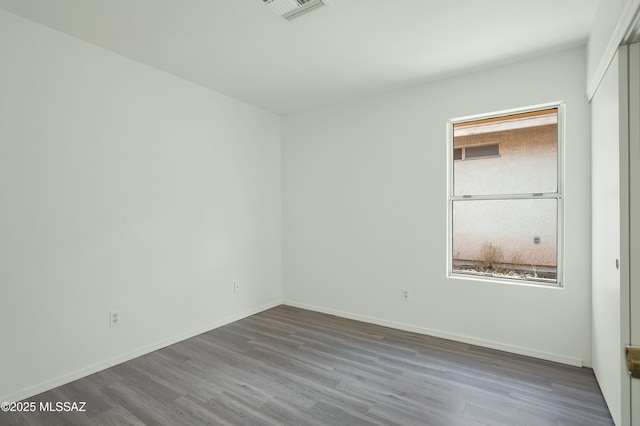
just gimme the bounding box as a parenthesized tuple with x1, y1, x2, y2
(2, 299, 283, 403)
(283, 299, 583, 368)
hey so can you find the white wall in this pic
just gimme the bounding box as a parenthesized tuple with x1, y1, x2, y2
(283, 47, 592, 366)
(0, 10, 282, 401)
(591, 51, 623, 426)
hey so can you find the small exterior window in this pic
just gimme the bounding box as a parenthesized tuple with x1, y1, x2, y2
(447, 103, 563, 286)
(454, 143, 500, 160)
(464, 143, 500, 159)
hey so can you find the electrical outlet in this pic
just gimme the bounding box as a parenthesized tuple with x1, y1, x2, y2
(401, 288, 409, 301)
(234, 282, 240, 294)
(109, 310, 120, 327)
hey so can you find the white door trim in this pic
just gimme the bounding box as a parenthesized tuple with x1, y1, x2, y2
(627, 42, 640, 426)
(618, 44, 632, 426)
(587, 0, 640, 101)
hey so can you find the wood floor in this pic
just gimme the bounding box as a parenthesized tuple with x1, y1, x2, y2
(2, 305, 614, 426)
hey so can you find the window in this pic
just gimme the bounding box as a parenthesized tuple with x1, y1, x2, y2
(447, 103, 563, 286)
(454, 143, 500, 161)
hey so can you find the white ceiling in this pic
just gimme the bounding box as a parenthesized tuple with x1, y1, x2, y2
(0, 0, 599, 114)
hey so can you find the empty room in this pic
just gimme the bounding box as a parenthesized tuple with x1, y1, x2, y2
(1, 0, 639, 425)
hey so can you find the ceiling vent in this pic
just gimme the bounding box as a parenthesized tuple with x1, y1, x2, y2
(262, 0, 329, 21)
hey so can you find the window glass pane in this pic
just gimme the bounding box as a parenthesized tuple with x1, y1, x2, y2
(453, 147, 463, 160)
(452, 199, 557, 283)
(453, 108, 558, 196)
(464, 143, 499, 159)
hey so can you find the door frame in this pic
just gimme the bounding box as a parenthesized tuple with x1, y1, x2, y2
(627, 42, 640, 426)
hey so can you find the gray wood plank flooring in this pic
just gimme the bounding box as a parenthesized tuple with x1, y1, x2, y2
(1, 305, 614, 425)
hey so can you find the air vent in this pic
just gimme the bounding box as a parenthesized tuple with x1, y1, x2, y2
(262, 0, 328, 21)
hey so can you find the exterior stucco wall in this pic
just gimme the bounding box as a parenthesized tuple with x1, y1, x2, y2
(453, 124, 558, 267)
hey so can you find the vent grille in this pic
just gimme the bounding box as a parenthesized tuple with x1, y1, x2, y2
(262, 0, 328, 21)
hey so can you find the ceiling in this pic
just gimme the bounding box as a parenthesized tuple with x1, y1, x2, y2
(0, 0, 599, 115)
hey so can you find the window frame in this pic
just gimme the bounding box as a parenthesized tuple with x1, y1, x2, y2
(446, 101, 565, 288)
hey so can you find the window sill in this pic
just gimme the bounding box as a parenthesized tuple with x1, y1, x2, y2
(447, 271, 562, 288)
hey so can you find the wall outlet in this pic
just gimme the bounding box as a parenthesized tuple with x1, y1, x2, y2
(109, 310, 120, 327)
(401, 288, 409, 301)
(234, 282, 240, 294)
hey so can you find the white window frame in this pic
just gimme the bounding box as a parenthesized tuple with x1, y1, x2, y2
(446, 101, 565, 287)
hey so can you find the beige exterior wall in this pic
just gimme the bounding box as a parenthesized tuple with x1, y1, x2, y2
(452, 124, 558, 267)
